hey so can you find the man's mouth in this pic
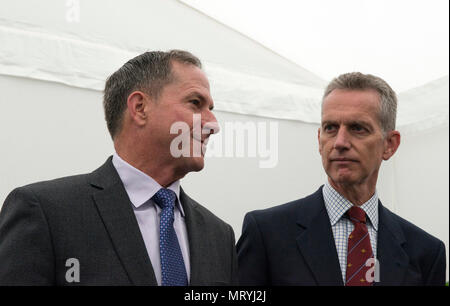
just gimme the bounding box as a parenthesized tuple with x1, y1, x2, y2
(330, 158, 358, 162)
(191, 135, 208, 157)
(193, 134, 209, 145)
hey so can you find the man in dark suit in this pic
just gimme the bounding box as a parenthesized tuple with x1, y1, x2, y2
(237, 72, 446, 286)
(0, 50, 238, 286)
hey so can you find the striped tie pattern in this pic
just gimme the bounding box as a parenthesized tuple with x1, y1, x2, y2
(152, 188, 188, 286)
(345, 206, 374, 286)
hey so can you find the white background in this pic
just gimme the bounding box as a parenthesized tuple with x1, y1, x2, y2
(0, 0, 448, 281)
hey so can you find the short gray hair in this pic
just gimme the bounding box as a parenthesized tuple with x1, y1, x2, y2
(322, 72, 397, 133)
(103, 50, 202, 139)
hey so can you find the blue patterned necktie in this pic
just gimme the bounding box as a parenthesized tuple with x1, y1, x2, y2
(152, 188, 188, 286)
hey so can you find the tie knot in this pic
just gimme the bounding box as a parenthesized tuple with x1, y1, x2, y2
(152, 188, 177, 209)
(347, 206, 367, 224)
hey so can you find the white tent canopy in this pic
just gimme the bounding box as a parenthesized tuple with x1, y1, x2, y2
(0, 0, 326, 124)
(2, 0, 448, 127)
(0, 0, 448, 280)
(397, 76, 449, 134)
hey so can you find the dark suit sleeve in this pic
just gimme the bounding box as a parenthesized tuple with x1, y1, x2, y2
(236, 212, 269, 286)
(0, 188, 55, 285)
(424, 241, 446, 286)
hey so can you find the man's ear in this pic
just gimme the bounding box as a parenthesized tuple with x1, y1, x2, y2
(382, 130, 401, 161)
(126, 91, 150, 126)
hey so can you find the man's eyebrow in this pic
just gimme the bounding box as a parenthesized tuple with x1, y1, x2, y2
(321, 120, 337, 126)
(348, 120, 372, 127)
(321, 119, 372, 126)
(187, 91, 204, 99)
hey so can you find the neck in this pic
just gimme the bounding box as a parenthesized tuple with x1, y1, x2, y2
(114, 139, 184, 188)
(328, 178, 376, 206)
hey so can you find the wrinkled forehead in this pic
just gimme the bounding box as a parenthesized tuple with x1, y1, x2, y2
(321, 89, 383, 125)
(322, 88, 381, 111)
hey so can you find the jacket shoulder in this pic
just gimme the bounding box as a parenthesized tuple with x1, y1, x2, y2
(246, 187, 324, 223)
(20, 173, 90, 192)
(13, 173, 90, 201)
(381, 205, 444, 247)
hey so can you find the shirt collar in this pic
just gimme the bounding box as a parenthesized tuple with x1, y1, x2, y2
(112, 152, 184, 216)
(323, 181, 379, 231)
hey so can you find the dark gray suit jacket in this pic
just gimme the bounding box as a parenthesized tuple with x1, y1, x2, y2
(0, 157, 238, 285)
(237, 186, 446, 286)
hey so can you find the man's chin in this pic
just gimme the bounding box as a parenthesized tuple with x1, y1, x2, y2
(329, 172, 356, 186)
(187, 156, 205, 173)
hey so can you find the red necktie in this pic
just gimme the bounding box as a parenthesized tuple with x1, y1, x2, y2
(345, 206, 374, 286)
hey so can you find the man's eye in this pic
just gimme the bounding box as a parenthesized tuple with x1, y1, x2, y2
(190, 99, 200, 106)
(351, 125, 366, 132)
(324, 125, 335, 132)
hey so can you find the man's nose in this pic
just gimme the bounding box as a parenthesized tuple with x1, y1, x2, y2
(333, 127, 351, 151)
(202, 110, 220, 136)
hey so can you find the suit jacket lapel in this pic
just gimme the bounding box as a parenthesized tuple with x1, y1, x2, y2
(376, 202, 409, 286)
(180, 188, 207, 286)
(90, 157, 157, 286)
(295, 188, 343, 285)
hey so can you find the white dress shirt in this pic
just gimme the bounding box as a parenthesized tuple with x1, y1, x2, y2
(322, 181, 378, 283)
(112, 152, 190, 285)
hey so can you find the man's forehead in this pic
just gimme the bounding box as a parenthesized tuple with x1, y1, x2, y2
(323, 89, 380, 113)
(324, 88, 380, 105)
(321, 101, 380, 124)
(170, 64, 209, 88)
(322, 110, 373, 120)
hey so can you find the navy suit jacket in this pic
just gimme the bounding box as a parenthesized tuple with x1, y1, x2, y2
(237, 186, 446, 286)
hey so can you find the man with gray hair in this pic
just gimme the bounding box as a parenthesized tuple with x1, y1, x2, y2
(0, 50, 238, 286)
(237, 72, 446, 286)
